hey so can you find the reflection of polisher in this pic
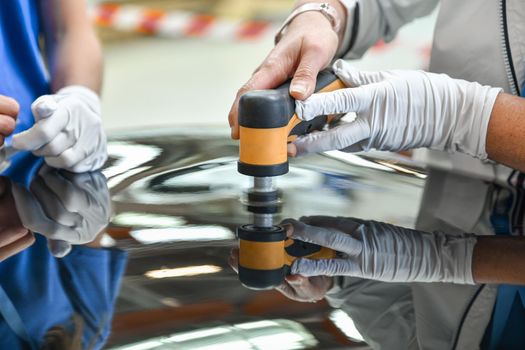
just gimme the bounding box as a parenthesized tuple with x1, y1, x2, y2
(237, 70, 344, 290)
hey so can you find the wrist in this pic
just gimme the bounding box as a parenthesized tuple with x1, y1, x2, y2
(434, 232, 477, 284)
(281, 1, 346, 41)
(56, 85, 101, 114)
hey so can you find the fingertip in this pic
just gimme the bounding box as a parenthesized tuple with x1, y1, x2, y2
(231, 127, 239, 140)
(281, 223, 293, 237)
(285, 274, 307, 285)
(32, 96, 58, 118)
(287, 143, 297, 157)
(290, 80, 313, 101)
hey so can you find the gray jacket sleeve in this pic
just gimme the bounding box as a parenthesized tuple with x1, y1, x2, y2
(339, 0, 439, 59)
(325, 276, 418, 350)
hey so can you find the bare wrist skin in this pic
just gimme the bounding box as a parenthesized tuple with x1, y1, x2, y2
(292, 0, 348, 42)
(472, 236, 525, 284)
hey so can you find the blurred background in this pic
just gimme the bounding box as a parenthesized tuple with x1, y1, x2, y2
(87, 0, 437, 132)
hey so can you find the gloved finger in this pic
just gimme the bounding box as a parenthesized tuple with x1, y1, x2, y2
(332, 59, 391, 86)
(65, 151, 108, 173)
(32, 131, 75, 157)
(293, 119, 370, 156)
(30, 176, 81, 227)
(299, 215, 368, 232)
(290, 48, 329, 100)
(281, 218, 362, 256)
(62, 171, 109, 209)
(67, 153, 108, 173)
(38, 169, 92, 212)
(291, 258, 361, 277)
(44, 135, 107, 172)
(44, 146, 89, 171)
(295, 86, 372, 121)
(11, 182, 71, 236)
(31, 95, 58, 121)
(47, 239, 72, 258)
(12, 108, 68, 150)
(275, 280, 300, 300)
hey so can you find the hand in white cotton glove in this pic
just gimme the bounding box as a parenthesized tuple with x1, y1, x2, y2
(292, 59, 502, 159)
(228, 247, 334, 302)
(12, 86, 107, 172)
(283, 216, 477, 284)
(11, 165, 111, 257)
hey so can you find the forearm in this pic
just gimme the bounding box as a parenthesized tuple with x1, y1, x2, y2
(41, 0, 103, 93)
(48, 29, 103, 93)
(473, 236, 525, 284)
(486, 93, 525, 172)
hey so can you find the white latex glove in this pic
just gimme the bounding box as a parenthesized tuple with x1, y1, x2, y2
(283, 216, 477, 284)
(12, 86, 107, 172)
(294, 59, 502, 159)
(11, 166, 111, 257)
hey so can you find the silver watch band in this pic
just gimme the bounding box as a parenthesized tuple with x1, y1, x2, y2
(274, 2, 341, 44)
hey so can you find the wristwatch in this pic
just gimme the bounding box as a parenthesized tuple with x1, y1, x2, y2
(275, 2, 341, 44)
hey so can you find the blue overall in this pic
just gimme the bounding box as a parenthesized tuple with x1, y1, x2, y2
(0, 0, 50, 144)
(0, 153, 128, 349)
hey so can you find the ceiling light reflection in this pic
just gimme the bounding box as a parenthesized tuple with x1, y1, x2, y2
(110, 319, 317, 350)
(113, 212, 186, 229)
(130, 226, 234, 244)
(329, 309, 364, 342)
(145, 265, 222, 279)
(324, 151, 394, 172)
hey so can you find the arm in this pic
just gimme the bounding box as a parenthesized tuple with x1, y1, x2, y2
(286, 216, 525, 285)
(40, 0, 103, 93)
(486, 93, 525, 172)
(11, 0, 107, 172)
(473, 235, 525, 284)
(341, 0, 439, 59)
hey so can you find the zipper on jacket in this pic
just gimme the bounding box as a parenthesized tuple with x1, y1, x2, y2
(499, 0, 520, 95)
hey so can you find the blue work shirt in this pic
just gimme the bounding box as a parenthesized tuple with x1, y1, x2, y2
(0, 148, 127, 349)
(0, 236, 128, 350)
(0, 0, 51, 143)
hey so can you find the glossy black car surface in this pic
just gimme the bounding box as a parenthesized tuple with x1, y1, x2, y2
(102, 128, 424, 349)
(0, 128, 425, 349)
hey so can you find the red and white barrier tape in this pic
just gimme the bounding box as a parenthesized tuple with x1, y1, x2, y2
(92, 3, 279, 41)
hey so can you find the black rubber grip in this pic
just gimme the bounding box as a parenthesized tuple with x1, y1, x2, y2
(238, 69, 339, 129)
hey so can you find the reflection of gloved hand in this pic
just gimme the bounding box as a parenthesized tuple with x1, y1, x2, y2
(228, 247, 333, 302)
(284, 216, 477, 284)
(292, 59, 502, 159)
(12, 86, 107, 172)
(11, 166, 111, 257)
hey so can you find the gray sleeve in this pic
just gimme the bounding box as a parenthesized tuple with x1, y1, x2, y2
(325, 276, 418, 350)
(338, 0, 439, 59)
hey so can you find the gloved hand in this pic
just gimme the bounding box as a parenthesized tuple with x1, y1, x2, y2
(292, 59, 502, 159)
(11, 166, 111, 257)
(228, 247, 333, 302)
(283, 216, 477, 284)
(12, 86, 107, 172)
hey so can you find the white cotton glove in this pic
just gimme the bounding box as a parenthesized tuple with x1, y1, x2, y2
(11, 166, 111, 257)
(283, 216, 478, 284)
(12, 86, 107, 172)
(294, 59, 502, 159)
